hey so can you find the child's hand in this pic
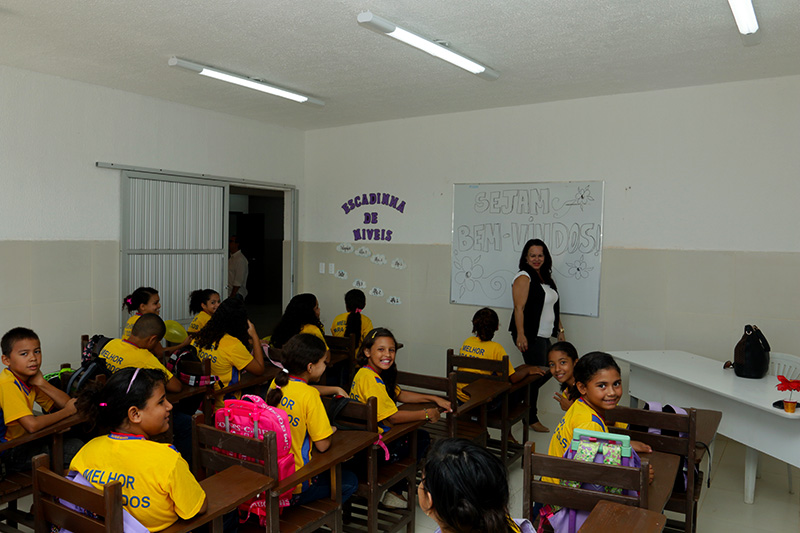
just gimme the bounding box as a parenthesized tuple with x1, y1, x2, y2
(648, 464, 655, 484)
(247, 320, 258, 338)
(553, 393, 572, 411)
(631, 440, 652, 454)
(425, 408, 442, 423)
(330, 387, 348, 398)
(433, 397, 452, 413)
(529, 366, 547, 377)
(29, 370, 46, 387)
(64, 398, 78, 415)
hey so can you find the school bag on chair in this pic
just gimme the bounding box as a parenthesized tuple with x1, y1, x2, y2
(540, 428, 641, 533)
(723, 324, 770, 378)
(165, 346, 219, 415)
(214, 394, 295, 525)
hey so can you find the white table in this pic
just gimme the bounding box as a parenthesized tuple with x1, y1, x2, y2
(612, 350, 800, 504)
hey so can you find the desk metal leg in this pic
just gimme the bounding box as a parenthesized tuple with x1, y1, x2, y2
(744, 447, 758, 504)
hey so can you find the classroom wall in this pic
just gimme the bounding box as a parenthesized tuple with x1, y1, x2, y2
(0, 65, 304, 369)
(301, 75, 800, 409)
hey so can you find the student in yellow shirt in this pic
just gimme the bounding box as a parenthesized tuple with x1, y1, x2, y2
(265, 334, 358, 505)
(547, 341, 580, 412)
(187, 289, 221, 334)
(122, 287, 161, 340)
(73, 367, 207, 532)
(330, 289, 373, 343)
(191, 297, 265, 408)
(350, 327, 452, 508)
(270, 293, 329, 351)
(0, 327, 81, 473)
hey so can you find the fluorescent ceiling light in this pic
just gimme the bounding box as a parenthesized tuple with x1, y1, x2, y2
(357, 11, 499, 81)
(727, 0, 759, 35)
(168, 57, 324, 106)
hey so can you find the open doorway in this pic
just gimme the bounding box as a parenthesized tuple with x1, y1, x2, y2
(229, 186, 285, 337)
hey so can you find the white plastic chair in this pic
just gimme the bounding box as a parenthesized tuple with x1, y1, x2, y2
(765, 352, 800, 493)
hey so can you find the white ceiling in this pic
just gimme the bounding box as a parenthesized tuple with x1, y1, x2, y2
(2, 1, 798, 131)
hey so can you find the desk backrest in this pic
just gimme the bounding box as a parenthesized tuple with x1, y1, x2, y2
(33, 454, 123, 533)
(605, 406, 696, 458)
(191, 414, 279, 481)
(446, 348, 510, 385)
(522, 442, 648, 517)
(322, 396, 378, 433)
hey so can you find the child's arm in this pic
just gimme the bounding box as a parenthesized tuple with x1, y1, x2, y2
(510, 364, 547, 384)
(313, 427, 337, 452)
(16, 398, 78, 434)
(165, 375, 182, 393)
(553, 392, 573, 411)
(387, 406, 441, 425)
(631, 440, 652, 454)
(396, 390, 452, 412)
(312, 385, 348, 397)
(385, 391, 452, 424)
(29, 371, 72, 410)
(242, 321, 265, 375)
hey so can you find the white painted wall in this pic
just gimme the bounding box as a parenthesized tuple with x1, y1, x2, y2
(0, 64, 304, 241)
(304, 75, 800, 252)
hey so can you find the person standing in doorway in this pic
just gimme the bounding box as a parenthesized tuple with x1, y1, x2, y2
(228, 235, 249, 300)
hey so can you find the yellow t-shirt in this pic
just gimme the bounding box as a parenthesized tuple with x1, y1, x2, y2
(350, 366, 401, 434)
(187, 311, 211, 334)
(99, 339, 173, 380)
(191, 335, 254, 408)
(270, 377, 333, 494)
(545, 398, 627, 483)
(329, 312, 374, 342)
(122, 314, 141, 340)
(455, 336, 515, 402)
(0, 368, 55, 442)
(299, 324, 329, 350)
(70, 433, 206, 532)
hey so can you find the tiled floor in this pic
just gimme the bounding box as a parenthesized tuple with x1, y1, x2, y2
(415, 405, 800, 533)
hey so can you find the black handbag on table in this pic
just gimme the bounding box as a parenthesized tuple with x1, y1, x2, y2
(723, 324, 770, 379)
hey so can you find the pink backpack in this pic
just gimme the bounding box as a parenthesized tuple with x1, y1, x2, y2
(214, 394, 295, 519)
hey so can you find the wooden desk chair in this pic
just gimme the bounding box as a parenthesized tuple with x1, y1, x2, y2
(396, 370, 488, 446)
(32, 453, 272, 533)
(326, 397, 418, 533)
(203, 366, 281, 422)
(193, 414, 345, 533)
(522, 442, 649, 532)
(580, 500, 666, 533)
(605, 406, 700, 533)
(446, 349, 531, 466)
(324, 334, 358, 389)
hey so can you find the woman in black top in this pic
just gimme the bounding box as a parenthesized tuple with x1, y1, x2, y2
(509, 239, 565, 432)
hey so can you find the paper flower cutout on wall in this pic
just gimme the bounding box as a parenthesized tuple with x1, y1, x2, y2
(391, 258, 407, 270)
(355, 246, 372, 258)
(370, 287, 384, 297)
(371, 254, 387, 265)
(353, 279, 367, 289)
(566, 255, 593, 280)
(387, 296, 401, 305)
(336, 243, 354, 253)
(335, 270, 348, 280)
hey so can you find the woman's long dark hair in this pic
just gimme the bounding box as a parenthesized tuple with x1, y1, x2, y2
(517, 239, 555, 288)
(270, 293, 323, 348)
(548, 341, 580, 401)
(266, 334, 328, 407)
(77, 368, 167, 433)
(422, 438, 517, 533)
(357, 328, 399, 401)
(343, 289, 366, 340)
(192, 297, 250, 350)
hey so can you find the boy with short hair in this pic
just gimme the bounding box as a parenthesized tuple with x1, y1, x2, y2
(0, 327, 80, 472)
(98, 313, 182, 393)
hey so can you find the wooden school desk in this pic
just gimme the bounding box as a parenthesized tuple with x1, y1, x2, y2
(579, 500, 666, 533)
(637, 451, 681, 512)
(613, 350, 794, 504)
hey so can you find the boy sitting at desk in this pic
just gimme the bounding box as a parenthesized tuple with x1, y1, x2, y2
(0, 327, 81, 473)
(98, 313, 182, 393)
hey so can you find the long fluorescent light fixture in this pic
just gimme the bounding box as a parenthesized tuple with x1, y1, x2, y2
(357, 11, 499, 81)
(168, 57, 324, 106)
(727, 0, 759, 35)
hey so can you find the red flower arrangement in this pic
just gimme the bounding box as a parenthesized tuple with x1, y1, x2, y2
(776, 375, 800, 401)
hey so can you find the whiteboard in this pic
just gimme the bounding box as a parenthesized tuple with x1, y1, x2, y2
(451, 181, 603, 317)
